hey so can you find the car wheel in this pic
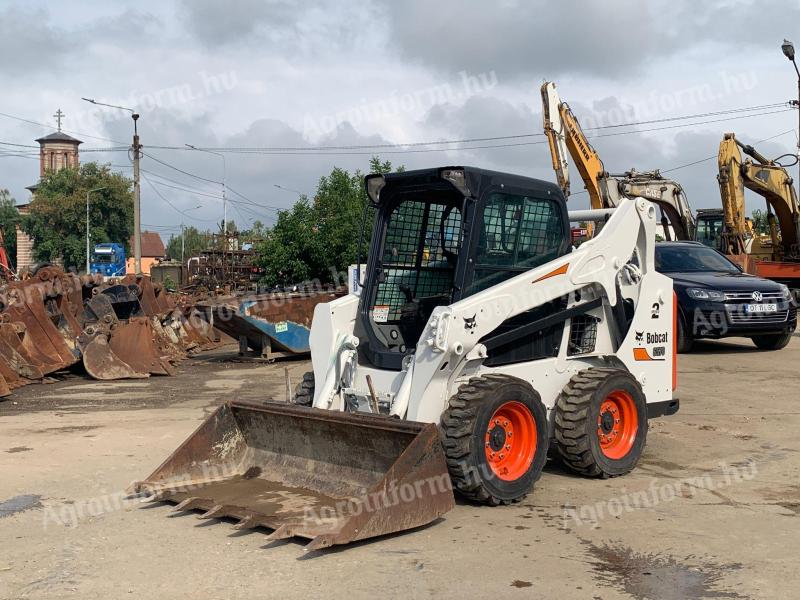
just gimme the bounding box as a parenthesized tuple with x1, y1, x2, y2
(676, 309, 694, 353)
(751, 332, 793, 351)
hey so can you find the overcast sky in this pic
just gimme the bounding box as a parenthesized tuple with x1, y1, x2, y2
(1, 0, 798, 240)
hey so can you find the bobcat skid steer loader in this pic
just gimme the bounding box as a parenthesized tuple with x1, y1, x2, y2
(133, 167, 677, 550)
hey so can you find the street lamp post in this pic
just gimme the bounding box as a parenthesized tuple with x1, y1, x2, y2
(781, 39, 800, 199)
(185, 144, 227, 240)
(85, 186, 107, 274)
(81, 97, 142, 274)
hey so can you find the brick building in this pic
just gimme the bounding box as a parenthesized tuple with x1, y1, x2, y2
(16, 117, 82, 273)
(127, 231, 166, 275)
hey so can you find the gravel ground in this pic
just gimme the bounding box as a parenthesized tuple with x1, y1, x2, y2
(1, 338, 798, 599)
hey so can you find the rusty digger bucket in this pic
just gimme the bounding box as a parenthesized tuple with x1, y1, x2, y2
(131, 402, 455, 551)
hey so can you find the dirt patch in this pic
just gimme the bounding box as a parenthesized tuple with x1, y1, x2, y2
(510, 580, 533, 588)
(0, 347, 298, 415)
(6, 446, 32, 453)
(29, 425, 102, 434)
(587, 542, 744, 599)
(0, 494, 42, 518)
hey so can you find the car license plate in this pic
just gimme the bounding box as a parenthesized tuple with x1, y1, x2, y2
(745, 303, 777, 313)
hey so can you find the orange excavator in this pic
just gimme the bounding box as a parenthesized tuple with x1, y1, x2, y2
(541, 81, 696, 241)
(715, 132, 800, 298)
(0, 230, 15, 282)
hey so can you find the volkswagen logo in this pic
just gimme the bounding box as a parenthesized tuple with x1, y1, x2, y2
(751, 291, 763, 302)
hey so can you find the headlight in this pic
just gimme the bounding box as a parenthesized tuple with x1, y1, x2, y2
(686, 288, 726, 302)
(778, 284, 791, 300)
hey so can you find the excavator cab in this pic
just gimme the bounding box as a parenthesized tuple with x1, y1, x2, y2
(695, 209, 726, 250)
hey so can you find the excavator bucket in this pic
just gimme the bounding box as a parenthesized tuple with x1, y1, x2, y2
(131, 402, 455, 550)
(81, 334, 149, 380)
(107, 317, 175, 376)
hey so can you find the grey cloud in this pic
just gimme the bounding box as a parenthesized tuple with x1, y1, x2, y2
(0, 7, 70, 76)
(417, 93, 797, 214)
(178, 0, 298, 46)
(379, 0, 800, 80)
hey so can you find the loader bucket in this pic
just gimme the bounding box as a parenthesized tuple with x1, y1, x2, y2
(131, 402, 455, 551)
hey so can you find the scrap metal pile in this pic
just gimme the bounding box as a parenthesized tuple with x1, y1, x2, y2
(194, 287, 346, 360)
(0, 266, 220, 396)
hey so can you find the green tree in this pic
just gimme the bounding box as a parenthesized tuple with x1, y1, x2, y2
(0, 189, 20, 265)
(21, 163, 133, 270)
(166, 226, 211, 261)
(254, 157, 399, 287)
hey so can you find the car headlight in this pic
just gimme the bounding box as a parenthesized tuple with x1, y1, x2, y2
(686, 288, 726, 302)
(778, 284, 791, 300)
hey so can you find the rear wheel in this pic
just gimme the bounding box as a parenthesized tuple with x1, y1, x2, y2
(555, 368, 647, 478)
(751, 332, 793, 350)
(440, 374, 548, 505)
(292, 371, 315, 406)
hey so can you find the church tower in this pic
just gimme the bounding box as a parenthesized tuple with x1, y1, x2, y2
(16, 109, 82, 272)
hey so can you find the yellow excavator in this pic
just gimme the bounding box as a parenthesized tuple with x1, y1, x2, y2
(712, 132, 800, 296)
(541, 81, 696, 241)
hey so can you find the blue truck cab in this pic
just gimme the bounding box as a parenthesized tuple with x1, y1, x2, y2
(90, 243, 126, 278)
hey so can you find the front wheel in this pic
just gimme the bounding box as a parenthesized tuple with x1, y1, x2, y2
(555, 368, 647, 478)
(676, 309, 693, 353)
(291, 371, 315, 406)
(751, 332, 793, 350)
(440, 374, 549, 505)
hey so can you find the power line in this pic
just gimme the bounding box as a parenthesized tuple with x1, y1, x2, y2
(147, 178, 222, 199)
(142, 102, 791, 153)
(662, 129, 796, 173)
(140, 168, 221, 195)
(141, 151, 222, 185)
(141, 174, 219, 222)
(0, 110, 127, 145)
(134, 108, 794, 158)
(0, 140, 38, 148)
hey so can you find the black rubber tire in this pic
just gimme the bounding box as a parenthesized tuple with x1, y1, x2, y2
(292, 371, 315, 406)
(676, 308, 694, 354)
(554, 368, 647, 478)
(751, 332, 793, 350)
(440, 374, 549, 506)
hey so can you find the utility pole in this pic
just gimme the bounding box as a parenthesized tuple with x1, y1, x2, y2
(782, 39, 800, 200)
(85, 186, 107, 274)
(132, 112, 142, 274)
(81, 97, 142, 273)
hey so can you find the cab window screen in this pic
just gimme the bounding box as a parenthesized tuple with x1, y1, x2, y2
(469, 192, 563, 294)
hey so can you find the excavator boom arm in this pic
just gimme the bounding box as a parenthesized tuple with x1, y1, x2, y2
(541, 81, 605, 209)
(716, 133, 749, 254)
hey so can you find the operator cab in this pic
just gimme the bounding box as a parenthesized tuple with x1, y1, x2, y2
(356, 167, 571, 370)
(695, 209, 725, 250)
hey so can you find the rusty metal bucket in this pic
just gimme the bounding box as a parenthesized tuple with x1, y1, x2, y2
(81, 333, 149, 380)
(108, 318, 175, 376)
(131, 402, 455, 551)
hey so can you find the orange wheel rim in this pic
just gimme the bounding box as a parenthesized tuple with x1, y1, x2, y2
(484, 401, 537, 481)
(597, 390, 638, 459)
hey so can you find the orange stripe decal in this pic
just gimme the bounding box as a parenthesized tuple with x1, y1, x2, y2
(533, 263, 569, 283)
(633, 347, 653, 361)
(672, 291, 678, 391)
